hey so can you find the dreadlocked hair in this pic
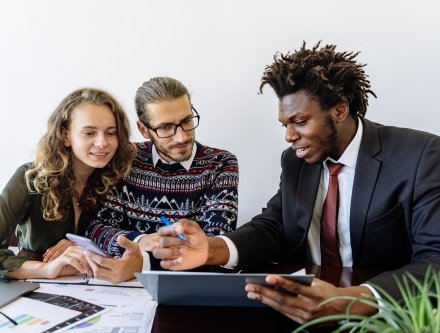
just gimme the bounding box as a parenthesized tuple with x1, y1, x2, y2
(259, 41, 377, 118)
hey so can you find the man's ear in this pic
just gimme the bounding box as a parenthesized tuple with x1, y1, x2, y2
(62, 127, 71, 147)
(137, 121, 150, 139)
(333, 101, 350, 122)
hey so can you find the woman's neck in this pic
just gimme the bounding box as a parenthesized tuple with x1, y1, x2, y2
(73, 166, 94, 199)
(73, 165, 94, 187)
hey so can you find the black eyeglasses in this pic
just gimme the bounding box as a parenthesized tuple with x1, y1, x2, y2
(143, 107, 200, 139)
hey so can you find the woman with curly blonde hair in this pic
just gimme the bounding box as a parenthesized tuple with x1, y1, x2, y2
(0, 87, 134, 279)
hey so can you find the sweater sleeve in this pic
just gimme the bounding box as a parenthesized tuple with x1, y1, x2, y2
(199, 151, 239, 236)
(85, 182, 133, 256)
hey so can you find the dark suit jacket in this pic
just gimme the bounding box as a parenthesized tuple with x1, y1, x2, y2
(226, 118, 440, 298)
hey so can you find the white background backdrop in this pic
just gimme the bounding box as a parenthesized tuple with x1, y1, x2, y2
(1, 0, 439, 226)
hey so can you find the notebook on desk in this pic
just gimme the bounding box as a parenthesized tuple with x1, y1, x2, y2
(135, 271, 314, 307)
(26, 273, 142, 287)
(0, 280, 40, 308)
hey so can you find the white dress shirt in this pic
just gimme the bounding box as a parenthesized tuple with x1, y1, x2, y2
(307, 120, 363, 266)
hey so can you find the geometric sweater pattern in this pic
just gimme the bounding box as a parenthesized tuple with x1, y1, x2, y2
(85, 141, 239, 256)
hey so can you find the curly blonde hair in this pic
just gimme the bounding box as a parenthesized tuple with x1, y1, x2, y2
(25, 88, 134, 221)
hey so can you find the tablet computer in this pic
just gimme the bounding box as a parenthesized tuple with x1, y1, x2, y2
(135, 271, 313, 307)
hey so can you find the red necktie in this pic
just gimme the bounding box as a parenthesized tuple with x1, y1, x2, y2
(321, 162, 344, 267)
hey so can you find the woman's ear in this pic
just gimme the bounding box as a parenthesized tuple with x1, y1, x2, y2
(137, 121, 150, 140)
(62, 127, 71, 147)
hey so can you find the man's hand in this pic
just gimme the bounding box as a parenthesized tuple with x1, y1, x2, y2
(153, 219, 210, 270)
(245, 275, 377, 324)
(43, 239, 76, 262)
(138, 232, 160, 252)
(86, 235, 143, 284)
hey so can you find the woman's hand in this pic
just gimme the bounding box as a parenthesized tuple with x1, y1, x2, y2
(43, 239, 75, 262)
(44, 246, 92, 278)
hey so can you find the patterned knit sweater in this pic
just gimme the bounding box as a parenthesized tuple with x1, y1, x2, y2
(86, 141, 239, 256)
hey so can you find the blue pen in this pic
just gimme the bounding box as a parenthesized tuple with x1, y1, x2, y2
(160, 216, 187, 240)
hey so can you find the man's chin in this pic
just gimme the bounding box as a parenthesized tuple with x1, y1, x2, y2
(162, 149, 192, 163)
(173, 153, 192, 162)
(303, 155, 323, 165)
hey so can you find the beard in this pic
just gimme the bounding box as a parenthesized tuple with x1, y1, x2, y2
(321, 113, 339, 161)
(149, 135, 194, 162)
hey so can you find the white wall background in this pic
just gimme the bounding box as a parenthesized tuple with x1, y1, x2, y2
(1, 0, 439, 226)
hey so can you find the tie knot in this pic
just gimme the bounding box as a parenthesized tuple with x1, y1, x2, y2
(327, 162, 344, 176)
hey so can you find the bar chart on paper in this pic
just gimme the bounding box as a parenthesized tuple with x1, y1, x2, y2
(0, 313, 51, 331)
(0, 297, 79, 332)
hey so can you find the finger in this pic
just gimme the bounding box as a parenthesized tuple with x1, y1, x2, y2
(91, 266, 113, 281)
(85, 254, 111, 279)
(43, 247, 55, 262)
(245, 283, 287, 300)
(85, 255, 126, 283)
(62, 248, 93, 276)
(44, 239, 74, 262)
(85, 250, 115, 269)
(245, 281, 306, 311)
(266, 275, 312, 296)
(153, 246, 182, 260)
(76, 255, 93, 277)
(160, 257, 184, 270)
(157, 220, 193, 237)
(246, 284, 312, 323)
(157, 225, 178, 237)
(46, 248, 66, 262)
(158, 235, 186, 248)
(63, 256, 89, 274)
(117, 235, 139, 253)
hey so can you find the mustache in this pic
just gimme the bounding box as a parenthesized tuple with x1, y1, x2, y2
(169, 141, 192, 149)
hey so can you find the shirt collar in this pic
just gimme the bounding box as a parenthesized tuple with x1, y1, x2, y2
(323, 118, 363, 170)
(152, 142, 197, 171)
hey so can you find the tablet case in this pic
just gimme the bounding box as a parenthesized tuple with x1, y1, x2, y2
(135, 271, 313, 307)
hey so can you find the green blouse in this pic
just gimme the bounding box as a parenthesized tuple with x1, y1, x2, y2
(0, 163, 94, 278)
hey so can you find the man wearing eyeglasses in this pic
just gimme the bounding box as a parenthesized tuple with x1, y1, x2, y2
(83, 77, 239, 282)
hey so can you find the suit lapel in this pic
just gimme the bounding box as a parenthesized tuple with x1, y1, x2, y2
(350, 119, 382, 263)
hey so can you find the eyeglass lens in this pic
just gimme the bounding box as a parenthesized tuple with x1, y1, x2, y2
(155, 116, 199, 138)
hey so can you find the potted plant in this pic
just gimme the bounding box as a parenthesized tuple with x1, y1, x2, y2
(293, 266, 440, 333)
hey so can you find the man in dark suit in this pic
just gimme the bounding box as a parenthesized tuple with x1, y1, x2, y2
(153, 42, 440, 323)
